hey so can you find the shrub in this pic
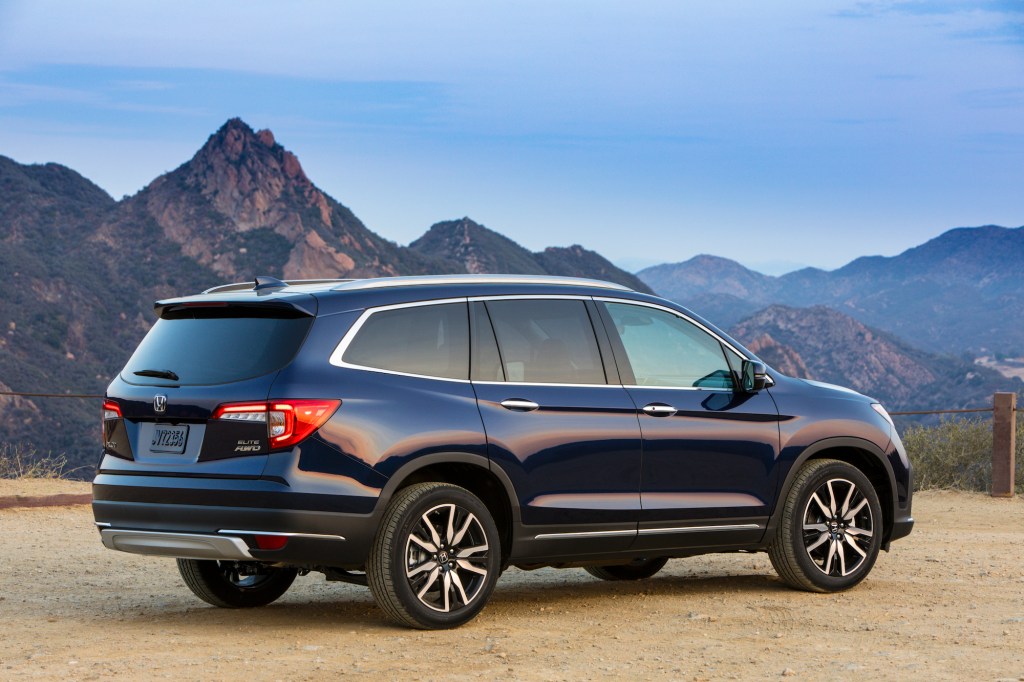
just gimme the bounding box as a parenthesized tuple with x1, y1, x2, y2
(0, 443, 74, 479)
(902, 415, 1024, 493)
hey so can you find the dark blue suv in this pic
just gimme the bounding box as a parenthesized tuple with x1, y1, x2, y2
(93, 274, 913, 629)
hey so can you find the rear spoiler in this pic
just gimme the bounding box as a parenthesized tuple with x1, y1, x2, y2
(154, 294, 317, 319)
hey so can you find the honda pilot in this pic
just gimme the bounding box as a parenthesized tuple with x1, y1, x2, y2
(93, 274, 913, 629)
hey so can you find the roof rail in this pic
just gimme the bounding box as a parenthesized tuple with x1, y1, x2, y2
(331, 274, 632, 291)
(202, 278, 354, 294)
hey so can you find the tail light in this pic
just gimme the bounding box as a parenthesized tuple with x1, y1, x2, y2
(212, 399, 340, 450)
(102, 400, 122, 421)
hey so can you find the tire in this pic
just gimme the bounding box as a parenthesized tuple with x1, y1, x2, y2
(584, 557, 669, 581)
(768, 459, 883, 592)
(367, 482, 501, 629)
(176, 559, 298, 608)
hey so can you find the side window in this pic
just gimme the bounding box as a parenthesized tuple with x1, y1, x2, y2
(484, 299, 606, 384)
(603, 302, 735, 389)
(342, 302, 469, 380)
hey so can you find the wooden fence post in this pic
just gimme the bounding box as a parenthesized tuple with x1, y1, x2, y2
(991, 392, 1016, 497)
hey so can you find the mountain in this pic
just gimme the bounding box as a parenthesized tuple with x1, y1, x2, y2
(409, 217, 653, 293)
(0, 118, 653, 473)
(729, 305, 1021, 412)
(639, 225, 1024, 355)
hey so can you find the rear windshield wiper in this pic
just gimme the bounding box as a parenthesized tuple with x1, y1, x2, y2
(133, 368, 180, 381)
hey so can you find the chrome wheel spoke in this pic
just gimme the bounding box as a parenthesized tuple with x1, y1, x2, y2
(456, 543, 488, 558)
(803, 522, 828, 532)
(824, 540, 837, 574)
(837, 539, 848, 576)
(441, 572, 452, 612)
(407, 560, 435, 578)
(810, 493, 832, 519)
(840, 483, 855, 518)
(450, 570, 470, 605)
(417, 566, 441, 601)
(409, 533, 438, 554)
(445, 504, 457, 545)
(825, 481, 838, 516)
(845, 534, 867, 558)
(844, 499, 868, 522)
(846, 525, 872, 538)
(805, 532, 829, 553)
(422, 513, 442, 548)
(451, 514, 476, 546)
(457, 559, 487, 575)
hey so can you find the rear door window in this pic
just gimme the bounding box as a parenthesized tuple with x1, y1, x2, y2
(484, 299, 606, 384)
(123, 307, 313, 386)
(341, 302, 469, 380)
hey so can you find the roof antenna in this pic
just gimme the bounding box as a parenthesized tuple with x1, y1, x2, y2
(253, 275, 287, 291)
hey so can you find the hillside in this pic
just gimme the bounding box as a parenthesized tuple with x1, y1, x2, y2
(409, 218, 653, 293)
(640, 225, 1024, 355)
(729, 305, 1021, 412)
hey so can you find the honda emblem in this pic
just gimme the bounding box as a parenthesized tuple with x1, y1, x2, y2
(154, 395, 167, 414)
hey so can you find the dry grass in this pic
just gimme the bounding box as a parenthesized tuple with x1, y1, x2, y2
(0, 442, 74, 479)
(902, 414, 1023, 493)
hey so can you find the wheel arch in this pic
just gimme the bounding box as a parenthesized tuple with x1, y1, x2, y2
(375, 453, 520, 565)
(765, 437, 898, 549)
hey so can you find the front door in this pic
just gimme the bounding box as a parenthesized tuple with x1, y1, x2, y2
(598, 300, 781, 550)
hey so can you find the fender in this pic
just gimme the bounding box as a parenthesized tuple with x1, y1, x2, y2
(371, 451, 522, 527)
(761, 436, 898, 545)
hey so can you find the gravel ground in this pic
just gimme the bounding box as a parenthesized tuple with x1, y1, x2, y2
(0, 485, 1022, 681)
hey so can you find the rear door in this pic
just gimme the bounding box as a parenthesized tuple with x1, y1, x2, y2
(470, 298, 642, 555)
(596, 299, 781, 550)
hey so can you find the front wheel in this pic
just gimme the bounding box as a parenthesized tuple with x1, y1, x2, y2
(768, 459, 883, 592)
(367, 483, 501, 629)
(584, 557, 669, 581)
(176, 559, 298, 608)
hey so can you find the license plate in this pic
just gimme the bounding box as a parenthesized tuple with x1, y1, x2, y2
(151, 425, 189, 454)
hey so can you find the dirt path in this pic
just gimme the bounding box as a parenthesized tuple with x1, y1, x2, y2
(1, 488, 1022, 681)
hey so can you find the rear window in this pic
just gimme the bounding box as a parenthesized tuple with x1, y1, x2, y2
(122, 307, 313, 386)
(341, 302, 469, 380)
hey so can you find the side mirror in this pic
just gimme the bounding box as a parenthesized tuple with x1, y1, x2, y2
(740, 360, 768, 393)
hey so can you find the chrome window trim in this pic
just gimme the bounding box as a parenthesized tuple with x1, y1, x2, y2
(328, 293, 759, 389)
(328, 297, 473, 383)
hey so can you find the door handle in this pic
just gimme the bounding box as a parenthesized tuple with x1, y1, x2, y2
(500, 399, 540, 412)
(642, 403, 677, 417)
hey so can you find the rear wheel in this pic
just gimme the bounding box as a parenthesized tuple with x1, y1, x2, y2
(176, 559, 297, 608)
(769, 459, 883, 592)
(367, 483, 501, 629)
(585, 557, 669, 581)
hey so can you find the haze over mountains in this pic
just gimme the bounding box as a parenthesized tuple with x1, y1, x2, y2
(639, 225, 1024, 356)
(0, 117, 1019, 473)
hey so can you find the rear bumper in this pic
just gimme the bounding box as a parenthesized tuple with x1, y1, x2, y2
(92, 473, 379, 569)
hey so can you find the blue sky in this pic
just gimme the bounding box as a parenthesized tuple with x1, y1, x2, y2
(0, 1, 1021, 274)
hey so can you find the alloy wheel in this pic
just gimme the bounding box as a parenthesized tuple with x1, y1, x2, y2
(404, 503, 490, 613)
(801, 478, 874, 577)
